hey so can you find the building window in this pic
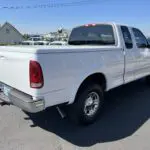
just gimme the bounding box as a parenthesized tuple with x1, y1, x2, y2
(6, 28, 10, 34)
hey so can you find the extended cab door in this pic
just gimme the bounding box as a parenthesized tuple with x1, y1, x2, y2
(131, 28, 150, 79)
(120, 26, 136, 83)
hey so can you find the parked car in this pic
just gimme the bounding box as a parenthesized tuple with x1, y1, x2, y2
(34, 41, 50, 45)
(49, 41, 67, 45)
(0, 23, 150, 125)
(22, 37, 44, 45)
(21, 40, 35, 45)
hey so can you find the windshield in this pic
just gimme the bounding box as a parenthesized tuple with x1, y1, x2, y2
(68, 24, 115, 45)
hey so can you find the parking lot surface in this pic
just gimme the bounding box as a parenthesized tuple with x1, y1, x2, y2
(0, 80, 150, 150)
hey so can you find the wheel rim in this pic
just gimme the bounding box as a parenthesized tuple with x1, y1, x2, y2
(84, 92, 100, 117)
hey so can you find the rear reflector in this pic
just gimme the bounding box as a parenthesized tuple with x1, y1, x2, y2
(30, 60, 44, 88)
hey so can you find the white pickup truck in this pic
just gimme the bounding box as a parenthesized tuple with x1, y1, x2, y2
(0, 23, 150, 125)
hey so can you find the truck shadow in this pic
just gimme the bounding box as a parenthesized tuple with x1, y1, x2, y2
(25, 80, 150, 147)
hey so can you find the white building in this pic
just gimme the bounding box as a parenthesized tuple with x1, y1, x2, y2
(43, 29, 70, 42)
(0, 22, 24, 44)
(44, 32, 57, 40)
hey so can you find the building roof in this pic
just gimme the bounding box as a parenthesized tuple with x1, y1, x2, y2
(0, 22, 23, 37)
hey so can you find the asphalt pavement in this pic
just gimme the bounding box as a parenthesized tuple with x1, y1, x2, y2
(0, 80, 150, 150)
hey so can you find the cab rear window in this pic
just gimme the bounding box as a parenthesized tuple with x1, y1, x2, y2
(68, 24, 115, 45)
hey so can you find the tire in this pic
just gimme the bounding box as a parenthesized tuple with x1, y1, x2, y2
(146, 76, 150, 85)
(68, 83, 104, 125)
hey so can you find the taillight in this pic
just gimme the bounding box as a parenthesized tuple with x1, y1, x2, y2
(84, 24, 96, 27)
(30, 60, 44, 88)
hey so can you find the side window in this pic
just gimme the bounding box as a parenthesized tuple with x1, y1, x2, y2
(121, 26, 133, 49)
(132, 28, 148, 48)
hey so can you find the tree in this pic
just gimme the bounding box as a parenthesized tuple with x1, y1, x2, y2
(23, 34, 30, 40)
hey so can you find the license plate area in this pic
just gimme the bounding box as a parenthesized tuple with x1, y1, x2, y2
(0, 83, 12, 102)
(0, 83, 12, 96)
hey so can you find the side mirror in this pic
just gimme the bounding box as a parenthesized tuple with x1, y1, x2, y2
(138, 44, 147, 48)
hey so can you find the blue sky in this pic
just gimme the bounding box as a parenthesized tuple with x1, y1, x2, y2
(0, 0, 150, 35)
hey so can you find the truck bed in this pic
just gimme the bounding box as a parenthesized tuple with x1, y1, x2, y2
(0, 45, 119, 54)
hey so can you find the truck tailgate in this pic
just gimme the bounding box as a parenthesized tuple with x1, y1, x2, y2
(0, 50, 35, 96)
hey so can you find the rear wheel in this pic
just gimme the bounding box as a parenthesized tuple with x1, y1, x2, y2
(68, 83, 104, 125)
(146, 76, 150, 85)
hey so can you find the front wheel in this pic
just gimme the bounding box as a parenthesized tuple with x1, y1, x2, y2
(68, 84, 104, 125)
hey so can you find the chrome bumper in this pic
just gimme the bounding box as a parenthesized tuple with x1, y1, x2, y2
(0, 88, 45, 113)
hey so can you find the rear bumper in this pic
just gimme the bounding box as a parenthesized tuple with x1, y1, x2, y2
(0, 88, 45, 113)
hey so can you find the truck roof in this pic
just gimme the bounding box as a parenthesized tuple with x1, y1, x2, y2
(75, 22, 133, 29)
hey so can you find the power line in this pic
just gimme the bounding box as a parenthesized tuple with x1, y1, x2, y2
(0, 0, 104, 9)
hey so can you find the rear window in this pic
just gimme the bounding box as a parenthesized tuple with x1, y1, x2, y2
(68, 24, 115, 45)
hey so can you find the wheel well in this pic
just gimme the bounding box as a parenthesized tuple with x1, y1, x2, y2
(75, 73, 107, 100)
